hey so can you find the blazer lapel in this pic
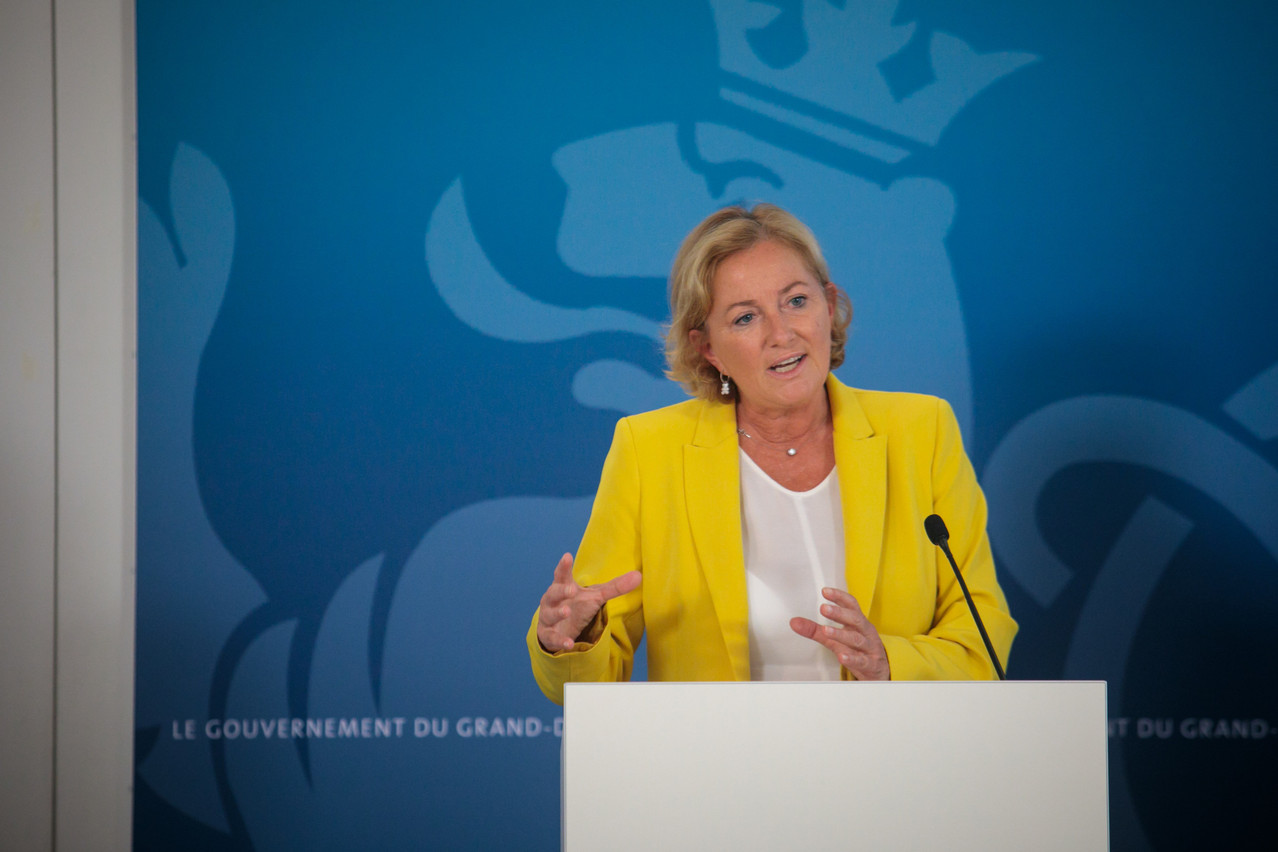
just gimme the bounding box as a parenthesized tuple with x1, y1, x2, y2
(828, 377, 887, 611)
(684, 399, 750, 681)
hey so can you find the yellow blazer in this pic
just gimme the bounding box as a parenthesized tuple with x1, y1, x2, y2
(528, 375, 1017, 704)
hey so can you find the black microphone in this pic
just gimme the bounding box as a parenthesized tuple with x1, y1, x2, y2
(924, 514, 1006, 681)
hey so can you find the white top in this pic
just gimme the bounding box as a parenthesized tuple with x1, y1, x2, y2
(740, 450, 846, 681)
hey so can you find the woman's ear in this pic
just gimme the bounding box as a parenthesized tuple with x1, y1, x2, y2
(689, 328, 721, 373)
(823, 282, 839, 321)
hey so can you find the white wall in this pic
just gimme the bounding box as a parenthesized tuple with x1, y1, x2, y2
(1, 1, 57, 845)
(0, 1, 135, 850)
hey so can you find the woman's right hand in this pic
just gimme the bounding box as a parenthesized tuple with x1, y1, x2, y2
(536, 553, 641, 652)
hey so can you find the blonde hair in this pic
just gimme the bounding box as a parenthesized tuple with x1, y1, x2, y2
(664, 203, 852, 401)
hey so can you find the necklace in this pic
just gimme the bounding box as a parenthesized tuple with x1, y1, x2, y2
(737, 427, 797, 456)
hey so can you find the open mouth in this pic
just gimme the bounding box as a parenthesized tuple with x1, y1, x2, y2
(770, 355, 804, 374)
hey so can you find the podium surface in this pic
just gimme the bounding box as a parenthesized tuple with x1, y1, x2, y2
(563, 681, 1107, 851)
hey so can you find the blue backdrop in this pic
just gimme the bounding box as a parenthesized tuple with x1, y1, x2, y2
(135, 2, 1277, 849)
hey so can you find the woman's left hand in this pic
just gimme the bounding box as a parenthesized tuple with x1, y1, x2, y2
(790, 587, 891, 681)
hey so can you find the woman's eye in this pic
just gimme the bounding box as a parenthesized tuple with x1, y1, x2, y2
(733, 312, 754, 326)
(789, 295, 807, 308)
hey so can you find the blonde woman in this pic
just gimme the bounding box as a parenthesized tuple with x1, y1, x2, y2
(528, 204, 1015, 703)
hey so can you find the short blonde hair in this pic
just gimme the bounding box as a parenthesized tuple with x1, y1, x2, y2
(664, 203, 853, 401)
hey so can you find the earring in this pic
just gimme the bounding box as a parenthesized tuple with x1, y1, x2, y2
(719, 372, 731, 396)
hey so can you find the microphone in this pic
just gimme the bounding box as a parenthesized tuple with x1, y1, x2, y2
(924, 514, 1006, 681)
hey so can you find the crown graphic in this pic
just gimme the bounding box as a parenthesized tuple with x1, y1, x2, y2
(709, 0, 1037, 164)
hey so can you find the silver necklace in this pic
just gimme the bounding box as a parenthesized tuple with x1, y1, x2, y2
(737, 427, 798, 456)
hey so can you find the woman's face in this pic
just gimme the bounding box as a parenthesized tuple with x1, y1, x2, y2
(692, 240, 836, 417)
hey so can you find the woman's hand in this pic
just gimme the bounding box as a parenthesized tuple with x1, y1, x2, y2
(790, 587, 891, 680)
(536, 553, 642, 653)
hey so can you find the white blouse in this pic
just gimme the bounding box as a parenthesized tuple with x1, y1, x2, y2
(740, 449, 846, 681)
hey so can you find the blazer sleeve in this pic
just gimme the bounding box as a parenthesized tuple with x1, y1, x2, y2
(879, 398, 1018, 680)
(526, 418, 647, 704)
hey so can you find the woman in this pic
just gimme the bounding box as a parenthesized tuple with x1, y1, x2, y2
(527, 204, 1015, 703)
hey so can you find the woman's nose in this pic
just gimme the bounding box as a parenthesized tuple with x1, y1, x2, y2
(765, 314, 796, 344)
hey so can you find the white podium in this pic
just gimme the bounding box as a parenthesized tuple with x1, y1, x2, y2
(562, 681, 1107, 851)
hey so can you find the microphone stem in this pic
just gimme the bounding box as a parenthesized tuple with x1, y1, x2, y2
(939, 540, 1006, 681)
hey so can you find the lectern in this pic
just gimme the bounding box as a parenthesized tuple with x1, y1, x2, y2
(562, 681, 1107, 851)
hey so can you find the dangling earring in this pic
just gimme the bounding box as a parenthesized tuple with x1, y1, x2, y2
(719, 372, 731, 396)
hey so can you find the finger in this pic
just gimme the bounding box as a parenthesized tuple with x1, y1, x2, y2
(536, 601, 576, 648)
(541, 588, 609, 651)
(536, 623, 576, 653)
(842, 646, 890, 681)
(838, 648, 877, 677)
(792, 615, 867, 650)
(539, 581, 571, 613)
(552, 553, 575, 585)
(818, 621, 873, 653)
(792, 617, 885, 678)
(792, 621, 858, 665)
(806, 620, 861, 656)
(536, 596, 572, 628)
(824, 624, 889, 681)
(594, 570, 641, 602)
(540, 554, 579, 609)
(821, 587, 863, 613)
(818, 600, 870, 631)
(817, 598, 885, 659)
(789, 616, 820, 640)
(791, 619, 860, 671)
